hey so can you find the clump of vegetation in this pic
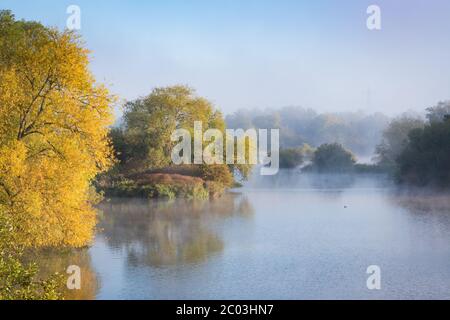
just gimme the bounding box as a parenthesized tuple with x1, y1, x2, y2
(0, 254, 63, 300)
(0, 215, 63, 300)
(0, 10, 117, 299)
(308, 143, 356, 173)
(199, 164, 234, 197)
(278, 144, 314, 169)
(0, 11, 114, 248)
(279, 148, 304, 169)
(200, 164, 234, 187)
(396, 115, 450, 187)
(426, 101, 450, 123)
(375, 114, 425, 172)
(99, 173, 209, 200)
(105, 85, 252, 199)
(111, 85, 226, 170)
(374, 101, 450, 187)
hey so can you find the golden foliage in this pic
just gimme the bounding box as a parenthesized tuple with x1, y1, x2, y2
(0, 12, 114, 247)
(120, 85, 226, 170)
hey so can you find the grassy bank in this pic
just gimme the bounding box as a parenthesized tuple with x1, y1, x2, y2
(96, 165, 232, 200)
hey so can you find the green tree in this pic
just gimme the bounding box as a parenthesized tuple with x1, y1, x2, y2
(312, 143, 355, 172)
(397, 118, 450, 186)
(0, 214, 62, 300)
(0, 10, 114, 247)
(375, 114, 424, 170)
(426, 101, 450, 123)
(119, 85, 225, 170)
(112, 85, 253, 183)
(279, 147, 304, 169)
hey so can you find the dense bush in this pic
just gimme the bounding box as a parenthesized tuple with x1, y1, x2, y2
(280, 143, 314, 169)
(112, 86, 226, 171)
(107, 86, 252, 197)
(396, 118, 450, 187)
(0, 215, 63, 300)
(375, 114, 425, 171)
(101, 174, 210, 200)
(200, 164, 234, 187)
(0, 10, 114, 248)
(279, 148, 305, 169)
(311, 143, 356, 173)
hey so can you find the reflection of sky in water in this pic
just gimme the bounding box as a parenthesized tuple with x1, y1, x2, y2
(35, 173, 450, 299)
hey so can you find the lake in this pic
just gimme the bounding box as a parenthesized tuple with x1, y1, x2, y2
(36, 171, 450, 299)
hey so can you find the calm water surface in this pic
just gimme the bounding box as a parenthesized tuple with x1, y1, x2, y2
(38, 172, 450, 299)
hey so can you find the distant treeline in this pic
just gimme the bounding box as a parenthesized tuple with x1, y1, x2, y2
(238, 101, 450, 185)
(274, 143, 385, 174)
(226, 107, 389, 157)
(376, 101, 450, 187)
(264, 101, 450, 187)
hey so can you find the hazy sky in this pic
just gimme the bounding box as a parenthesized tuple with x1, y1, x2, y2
(2, 0, 450, 117)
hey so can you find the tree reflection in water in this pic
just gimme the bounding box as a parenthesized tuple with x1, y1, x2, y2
(390, 190, 450, 214)
(24, 248, 98, 300)
(97, 193, 254, 267)
(25, 193, 253, 299)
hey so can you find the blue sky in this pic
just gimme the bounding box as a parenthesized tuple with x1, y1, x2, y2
(2, 0, 450, 117)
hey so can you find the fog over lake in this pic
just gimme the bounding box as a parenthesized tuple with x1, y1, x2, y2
(32, 171, 450, 300)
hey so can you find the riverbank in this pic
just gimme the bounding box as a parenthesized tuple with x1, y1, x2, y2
(95, 165, 235, 200)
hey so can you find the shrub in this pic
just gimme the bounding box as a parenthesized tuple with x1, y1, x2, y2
(279, 148, 304, 169)
(396, 118, 450, 187)
(200, 164, 234, 187)
(0, 215, 63, 300)
(102, 173, 210, 199)
(312, 143, 356, 173)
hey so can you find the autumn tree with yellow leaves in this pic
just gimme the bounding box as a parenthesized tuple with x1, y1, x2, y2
(0, 11, 114, 248)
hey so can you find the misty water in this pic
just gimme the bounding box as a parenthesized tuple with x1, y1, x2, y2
(37, 171, 450, 299)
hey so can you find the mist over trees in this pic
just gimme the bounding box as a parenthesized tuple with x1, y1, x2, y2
(397, 118, 450, 187)
(279, 147, 305, 169)
(374, 114, 425, 170)
(392, 102, 450, 187)
(370, 101, 450, 186)
(226, 106, 389, 159)
(112, 85, 225, 171)
(105, 85, 254, 199)
(426, 101, 450, 123)
(310, 143, 356, 173)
